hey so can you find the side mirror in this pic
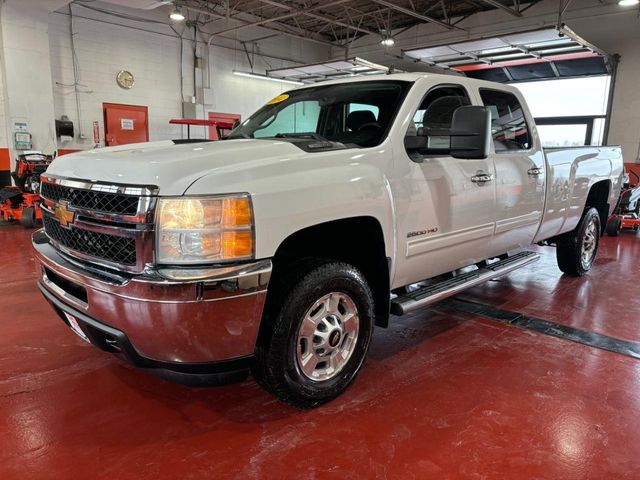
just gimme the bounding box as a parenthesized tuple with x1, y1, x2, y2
(404, 135, 427, 151)
(450, 106, 492, 159)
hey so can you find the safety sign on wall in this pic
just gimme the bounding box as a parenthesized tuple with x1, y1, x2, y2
(121, 119, 134, 130)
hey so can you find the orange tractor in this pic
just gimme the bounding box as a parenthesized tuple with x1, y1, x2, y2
(0, 152, 53, 228)
(606, 169, 640, 236)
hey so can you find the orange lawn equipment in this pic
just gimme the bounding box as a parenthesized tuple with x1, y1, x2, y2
(0, 152, 53, 228)
(606, 169, 640, 236)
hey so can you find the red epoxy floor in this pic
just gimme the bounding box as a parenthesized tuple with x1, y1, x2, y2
(2, 224, 640, 479)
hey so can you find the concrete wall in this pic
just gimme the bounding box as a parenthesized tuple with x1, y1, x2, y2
(0, 0, 60, 177)
(338, 0, 640, 162)
(0, 0, 330, 183)
(48, 2, 329, 149)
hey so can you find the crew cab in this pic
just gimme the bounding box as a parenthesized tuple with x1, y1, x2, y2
(33, 73, 624, 408)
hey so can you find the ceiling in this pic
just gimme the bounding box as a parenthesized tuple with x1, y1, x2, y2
(404, 26, 612, 82)
(175, 0, 544, 47)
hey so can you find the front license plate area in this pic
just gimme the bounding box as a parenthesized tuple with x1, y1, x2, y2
(64, 312, 91, 343)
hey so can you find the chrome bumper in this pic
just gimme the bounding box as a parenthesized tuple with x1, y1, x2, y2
(32, 229, 271, 368)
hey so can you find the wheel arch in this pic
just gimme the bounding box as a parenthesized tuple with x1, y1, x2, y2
(585, 179, 611, 234)
(269, 216, 391, 328)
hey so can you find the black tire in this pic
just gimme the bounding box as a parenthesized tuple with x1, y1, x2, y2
(556, 207, 601, 276)
(20, 207, 36, 228)
(606, 216, 621, 237)
(253, 260, 374, 409)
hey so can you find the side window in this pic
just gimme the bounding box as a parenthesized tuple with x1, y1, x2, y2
(405, 85, 471, 154)
(254, 100, 321, 138)
(479, 89, 531, 151)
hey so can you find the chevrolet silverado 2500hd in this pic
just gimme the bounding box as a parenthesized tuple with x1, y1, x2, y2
(33, 73, 624, 407)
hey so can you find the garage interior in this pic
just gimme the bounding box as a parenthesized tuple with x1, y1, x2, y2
(2, 0, 640, 478)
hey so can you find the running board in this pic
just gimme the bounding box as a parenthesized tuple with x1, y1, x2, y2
(390, 251, 539, 316)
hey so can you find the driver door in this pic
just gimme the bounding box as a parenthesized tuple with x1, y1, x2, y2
(393, 83, 497, 287)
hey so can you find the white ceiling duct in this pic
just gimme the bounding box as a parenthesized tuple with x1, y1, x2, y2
(98, 0, 172, 9)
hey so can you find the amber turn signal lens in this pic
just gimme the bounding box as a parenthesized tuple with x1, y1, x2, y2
(223, 197, 252, 227)
(222, 230, 253, 258)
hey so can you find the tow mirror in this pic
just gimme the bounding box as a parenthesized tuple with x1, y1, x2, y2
(450, 106, 492, 159)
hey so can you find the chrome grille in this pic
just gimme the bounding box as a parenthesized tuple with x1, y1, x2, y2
(43, 216, 137, 266)
(40, 182, 139, 216)
(40, 177, 158, 271)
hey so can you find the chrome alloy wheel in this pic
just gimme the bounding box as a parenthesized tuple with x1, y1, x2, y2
(295, 292, 360, 382)
(581, 218, 598, 269)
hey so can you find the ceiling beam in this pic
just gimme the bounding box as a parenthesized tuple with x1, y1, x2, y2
(477, 0, 523, 17)
(187, 5, 341, 48)
(304, 12, 378, 36)
(210, 0, 351, 36)
(370, 0, 463, 31)
(258, 0, 377, 37)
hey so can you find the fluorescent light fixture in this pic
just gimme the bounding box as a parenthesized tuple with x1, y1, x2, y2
(353, 57, 389, 72)
(169, 6, 185, 21)
(619, 0, 639, 5)
(232, 70, 304, 86)
(381, 37, 395, 47)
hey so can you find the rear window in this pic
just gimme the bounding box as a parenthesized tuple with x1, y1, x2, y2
(479, 89, 531, 151)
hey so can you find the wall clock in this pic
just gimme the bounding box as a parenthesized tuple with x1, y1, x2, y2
(116, 70, 135, 89)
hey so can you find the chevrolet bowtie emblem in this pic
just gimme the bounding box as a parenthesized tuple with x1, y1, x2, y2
(54, 202, 75, 228)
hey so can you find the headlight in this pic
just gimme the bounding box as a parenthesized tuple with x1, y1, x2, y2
(157, 195, 254, 264)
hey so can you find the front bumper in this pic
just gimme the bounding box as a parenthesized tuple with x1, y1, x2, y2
(32, 229, 271, 385)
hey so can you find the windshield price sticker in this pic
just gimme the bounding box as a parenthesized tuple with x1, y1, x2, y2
(267, 94, 289, 105)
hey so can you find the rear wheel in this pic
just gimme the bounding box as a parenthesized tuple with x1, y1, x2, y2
(20, 207, 36, 228)
(606, 216, 621, 237)
(253, 261, 374, 408)
(556, 207, 601, 276)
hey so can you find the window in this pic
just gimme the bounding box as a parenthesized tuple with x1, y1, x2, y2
(479, 89, 531, 151)
(404, 85, 470, 155)
(513, 77, 610, 147)
(230, 80, 410, 148)
(254, 101, 321, 138)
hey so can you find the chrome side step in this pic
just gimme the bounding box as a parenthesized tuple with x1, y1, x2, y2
(390, 251, 539, 316)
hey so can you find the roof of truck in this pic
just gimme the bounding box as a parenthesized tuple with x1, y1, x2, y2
(290, 71, 522, 96)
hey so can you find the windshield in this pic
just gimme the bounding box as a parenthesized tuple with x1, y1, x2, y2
(228, 80, 411, 148)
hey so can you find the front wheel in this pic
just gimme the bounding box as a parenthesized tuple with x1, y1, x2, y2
(556, 207, 601, 276)
(253, 261, 374, 408)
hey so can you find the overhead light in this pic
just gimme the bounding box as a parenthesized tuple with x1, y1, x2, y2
(381, 37, 395, 47)
(232, 70, 304, 86)
(619, 0, 639, 5)
(169, 6, 185, 21)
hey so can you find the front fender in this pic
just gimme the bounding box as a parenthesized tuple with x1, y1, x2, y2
(184, 146, 396, 264)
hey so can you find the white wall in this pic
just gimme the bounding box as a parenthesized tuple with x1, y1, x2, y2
(0, 0, 330, 162)
(47, 2, 329, 149)
(49, 10, 184, 148)
(0, 0, 60, 169)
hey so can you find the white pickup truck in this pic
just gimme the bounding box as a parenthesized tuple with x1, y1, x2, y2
(33, 73, 624, 408)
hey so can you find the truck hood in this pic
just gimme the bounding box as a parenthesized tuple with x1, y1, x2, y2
(46, 139, 309, 195)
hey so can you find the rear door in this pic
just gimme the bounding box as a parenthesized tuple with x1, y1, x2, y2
(476, 88, 546, 256)
(103, 103, 149, 146)
(394, 83, 497, 286)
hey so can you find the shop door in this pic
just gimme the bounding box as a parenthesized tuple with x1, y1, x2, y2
(208, 112, 241, 140)
(103, 103, 149, 146)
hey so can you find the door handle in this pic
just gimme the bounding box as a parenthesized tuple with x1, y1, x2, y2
(527, 167, 544, 176)
(471, 173, 494, 184)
